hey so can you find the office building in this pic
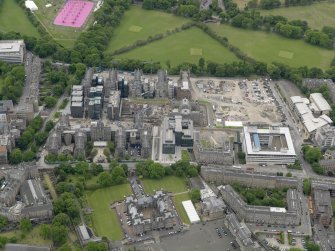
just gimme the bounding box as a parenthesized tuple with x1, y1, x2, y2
(242, 126, 296, 165)
(0, 40, 25, 63)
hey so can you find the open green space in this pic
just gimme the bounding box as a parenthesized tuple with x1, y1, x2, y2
(0, 0, 40, 37)
(260, 2, 335, 30)
(141, 176, 188, 195)
(107, 5, 189, 53)
(208, 23, 335, 69)
(172, 193, 191, 224)
(115, 27, 240, 67)
(33, 0, 93, 48)
(86, 184, 132, 240)
(0, 225, 52, 246)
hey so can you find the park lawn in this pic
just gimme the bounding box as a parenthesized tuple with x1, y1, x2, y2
(141, 176, 188, 195)
(260, 2, 335, 30)
(0, 225, 52, 246)
(115, 27, 240, 67)
(33, 0, 93, 48)
(85, 183, 132, 240)
(107, 5, 189, 53)
(172, 193, 191, 225)
(0, 0, 40, 37)
(208, 23, 335, 69)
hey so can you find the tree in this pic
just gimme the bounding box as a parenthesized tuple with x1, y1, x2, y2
(39, 224, 51, 239)
(286, 172, 292, 177)
(303, 178, 311, 195)
(50, 224, 68, 246)
(303, 146, 322, 164)
(44, 96, 57, 108)
(52, 213, 70, 226)
(45, 121, 54, 133)
(198, 58, 205, 70)
(147, 162, 165, 179)
(98, 172, 113, 187)
(18, 129, 34, 150)
(9, 148, 23, 164)
(91, 163, 104, 175)
(111, 166, 127, 185)
(107, 141, 115, 154)
(54, 193, 80, 221)
(0, 216, 8, 230)
(20, 218, 32, 233)
(87, 242, 108, 251)
(23, 150, 35, 162)
(189, 189, 201, 203)
(35, 131, 48, 146)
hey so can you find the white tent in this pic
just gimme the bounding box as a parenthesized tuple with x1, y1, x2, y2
(182, 200, 200, 223)
(25, 0, 38, 11)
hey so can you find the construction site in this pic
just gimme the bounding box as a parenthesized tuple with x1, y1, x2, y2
(191, 78, 283, 125)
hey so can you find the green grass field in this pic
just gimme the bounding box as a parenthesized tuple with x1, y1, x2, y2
(107, 6, 189, 53)
(86, 184, 132, 240)
(0, 0, 40, 37)
(115, 27, 240, 67)
(0, 225, 52, 246)
(208, 23, 335, 69)
(260, 2, 335, 30)
(33, 0, 93, 48)
(172, 193, 191, 224)
(141, 176, 188, 195)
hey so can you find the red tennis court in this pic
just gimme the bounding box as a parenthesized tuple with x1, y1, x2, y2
(53, 0, 94, 28)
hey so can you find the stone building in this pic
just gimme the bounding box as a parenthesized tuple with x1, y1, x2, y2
(194, 137, 234, 165)
(46, 131, 61, 155)
(74, 131, 87, 158)
(315, 126, 335, 149)
(20, 179, 53, 220)
(175, 71, 191, 100)
(220, 185, 300, 226)
(125, 190, 175, 235)
(312, 188, 333, 227)
(226, 213, 260, 251)
(201, 166, 298, 189)
(90, 120, 111, 141)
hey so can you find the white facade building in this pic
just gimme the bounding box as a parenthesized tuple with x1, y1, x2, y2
(0, 40, 25, 63)
(242, 126, 296, 165)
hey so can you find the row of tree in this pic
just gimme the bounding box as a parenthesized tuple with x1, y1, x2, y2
(247, 0, 317, 9)
(136, 159, 199, 179)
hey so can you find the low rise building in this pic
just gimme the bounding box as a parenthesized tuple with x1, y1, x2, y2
(290, 95, 332, 139)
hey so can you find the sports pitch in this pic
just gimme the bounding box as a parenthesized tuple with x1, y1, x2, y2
(0, 0, 40, 37)
(115, 27, 239, 66)
(208, 23, 335, 69)
(260, 2, 335, 30)
(107, 6, 189, 53)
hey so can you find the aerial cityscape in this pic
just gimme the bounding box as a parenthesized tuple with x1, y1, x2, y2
(1, 0, 335, 250)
